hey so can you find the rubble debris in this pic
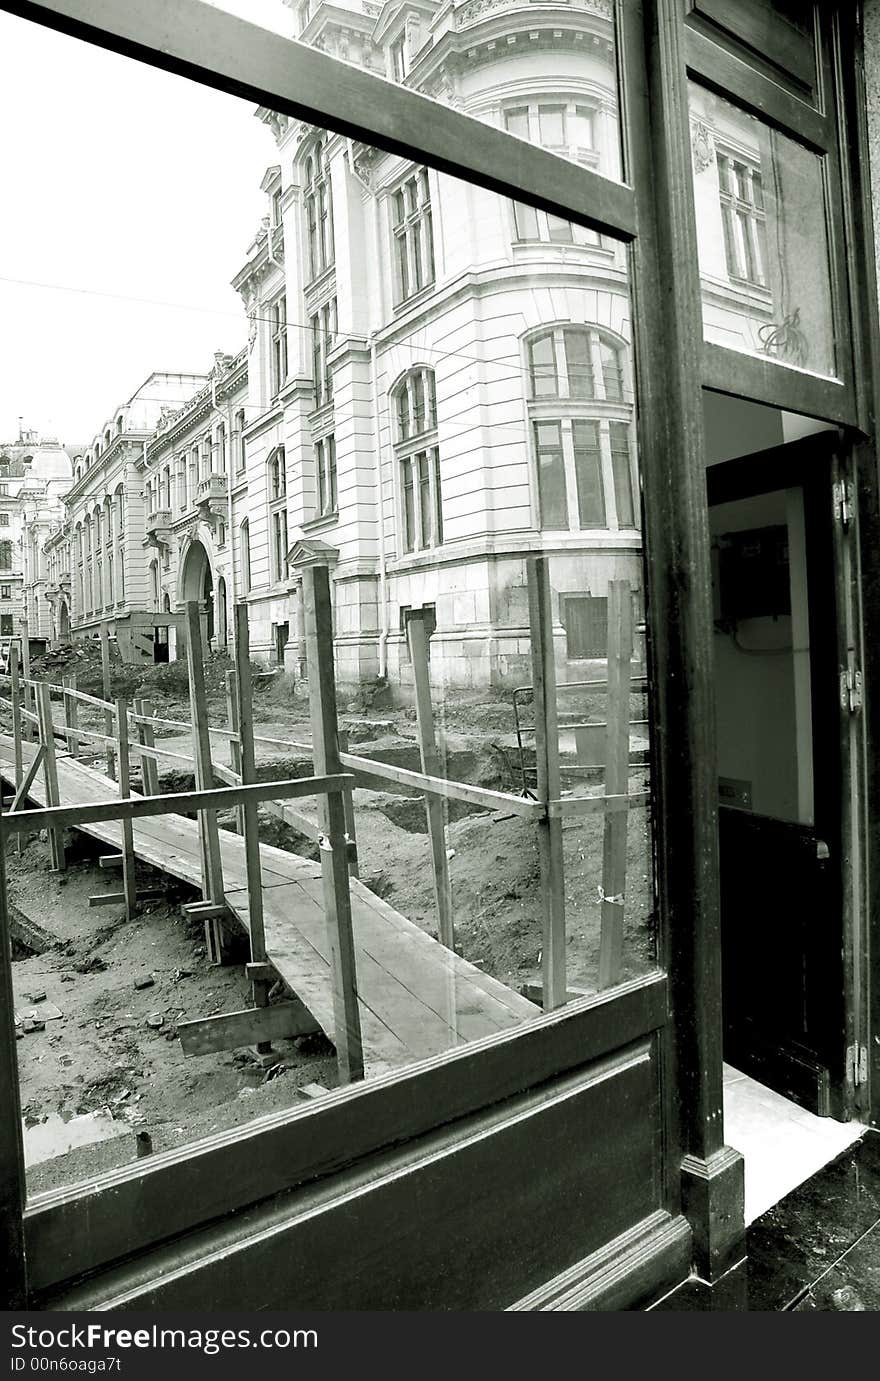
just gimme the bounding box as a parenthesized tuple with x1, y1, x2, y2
(133, 975, 155, 991)
(146, 1014, 164, 1030)
(28, 991, 47, 1004)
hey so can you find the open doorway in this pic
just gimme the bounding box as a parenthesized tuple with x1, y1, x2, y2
(704, 395, 865, 1221)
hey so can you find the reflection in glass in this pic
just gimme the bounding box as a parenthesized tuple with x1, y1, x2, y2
(688, 83, 836, 377)
(6, 2, 658, 1200)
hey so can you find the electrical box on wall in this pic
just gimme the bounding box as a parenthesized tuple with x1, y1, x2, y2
(716, 525, 791, 624)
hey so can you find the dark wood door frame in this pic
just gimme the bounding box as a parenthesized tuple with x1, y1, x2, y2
(707, 429, 866, 1123)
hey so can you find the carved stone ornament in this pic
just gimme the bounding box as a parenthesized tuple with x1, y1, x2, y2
(690, 120, 715, 174)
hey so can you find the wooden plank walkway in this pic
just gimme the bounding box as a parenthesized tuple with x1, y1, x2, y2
(0, 734, 538, 1076)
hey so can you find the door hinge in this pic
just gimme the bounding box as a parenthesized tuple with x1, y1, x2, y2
(840, 658, 863, 713)
(847, 1043, 868, 1088)
(834, 477, 855, 529)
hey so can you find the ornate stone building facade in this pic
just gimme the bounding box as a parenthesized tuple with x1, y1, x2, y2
(228, 0, 641, 692)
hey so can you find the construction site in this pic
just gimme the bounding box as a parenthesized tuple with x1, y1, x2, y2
(2, 559, 653, 1205)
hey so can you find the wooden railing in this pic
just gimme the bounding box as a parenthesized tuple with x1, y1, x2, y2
(0, 558, 652, 1015)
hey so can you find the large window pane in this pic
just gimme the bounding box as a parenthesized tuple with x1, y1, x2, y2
(0, 7, 657, 1202)
(689, 82, 836, 378)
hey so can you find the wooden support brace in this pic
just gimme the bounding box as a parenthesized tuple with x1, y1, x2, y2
(527, 556, 566, 1010)
(35, 682, 65, 873)
(181, 902, 230, 921)
(100, 624, 116, 780)
(225, 671, 244, 835)
(99, 854, 124, 869)
(336, 728, 359, 877)
(303, 564, 364, 1084)
(61, 674, 79, 760)
(134, 698, 160, 795)
(406, 613, 453, 950)
(185, 601, 226, 961)
(88, 889, 165, 909)
(245, 961, 275, 984)
(598, 580, 634, 990)
(233, 603, 271, 1054)
(178, 999, 319, 1057)
(8, 745, 46, 815)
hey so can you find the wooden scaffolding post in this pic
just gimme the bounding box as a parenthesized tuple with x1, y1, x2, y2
(20, 618, 33, 742)
(135, 698, 160, 796)
(233, 604, 272, 1060)
(527, 556, 566, 1011)
(35, 680, 65, 872)
(598, 580, 633, 990)
(225, 670, 244, 834)
(335, 728, 359, 877)
(0, 821, 27, 1308)
(62, 674, 79, 760)
(115, 699, 138, 921)
(303, 564, 364, 1083)
(8, 645, 23, 855)
(406, 612, 453, 950)
(185, 601, 226, 960)
(9, 644, 23, 796)
(100, 622, 116, 780)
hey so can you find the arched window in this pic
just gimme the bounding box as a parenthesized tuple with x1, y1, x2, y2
(116, 415, 124, 434)
(234, 408, 247, 473)
(524, 325, 635, 533)
(240, 519, 251, 594)
(149, 560, 159, 611)
(304, 138, 334, 281)
(268, 447, 286, 500)
(115, 484, 125, 535)
(392, 368, 442, 553)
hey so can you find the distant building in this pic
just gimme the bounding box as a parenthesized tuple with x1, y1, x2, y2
(61, 370, 208, 653)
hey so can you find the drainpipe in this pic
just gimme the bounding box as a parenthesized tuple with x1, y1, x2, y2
(346, 139, 390, 680)
(210, 373, 236, 657)
(370, 331, 389, 680)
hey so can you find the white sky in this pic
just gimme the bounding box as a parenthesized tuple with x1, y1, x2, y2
(0, 1, 294, 446)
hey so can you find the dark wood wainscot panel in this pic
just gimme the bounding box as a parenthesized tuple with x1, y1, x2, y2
(47, 1038, 676, 1311)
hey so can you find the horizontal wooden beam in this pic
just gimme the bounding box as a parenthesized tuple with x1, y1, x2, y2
(88, 889, 165, 908)
(547, 791, 651, 818)
(178, 1000, 319, 1056)
(0, 774, 354, 836)
(1, 0, 638, 242)
(340, 750, 545, 818)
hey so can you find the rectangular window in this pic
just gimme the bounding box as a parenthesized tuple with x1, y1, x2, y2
(572, 420, 605, 527)
(392, 169, 435, 305)
(563, 595, 608, 659)
(400, 447, 441, 553)
(601, 340, 624, 402)
(0, 614, 12, 637)
(0, 542, 12, 571)
(0, 585, 10, 599)
(528, 334, 558, 398)
(311, 299, 336, 408)
(272, 507, 289, 583)
(316, 435, 337, 516)
(271, 296, 288, 396)
(0, 514, 8, 526)
(533, 421, 567, 529)
(610, 422, 636, 528)
(564, 328, 594, 399)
